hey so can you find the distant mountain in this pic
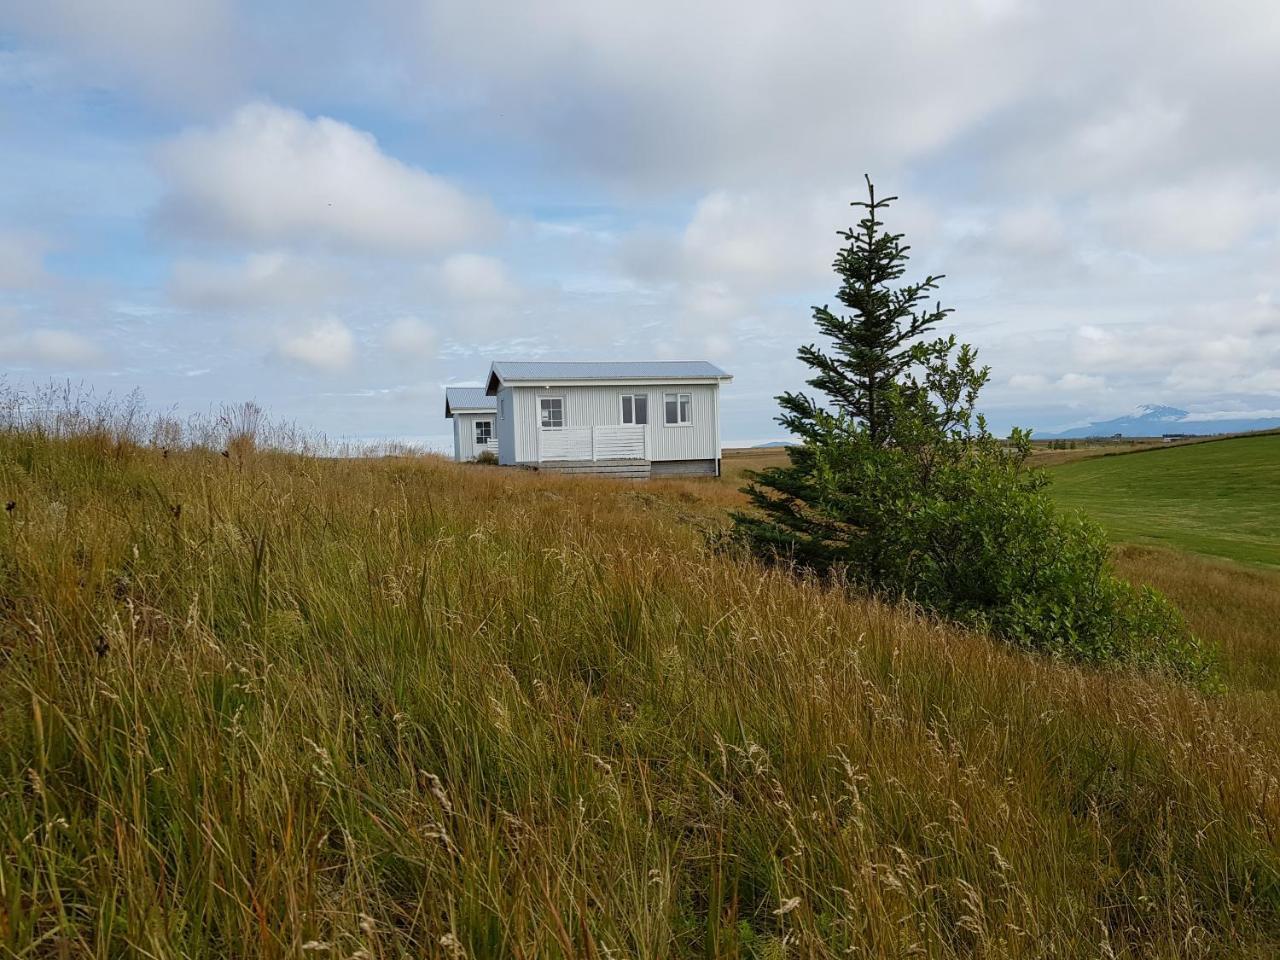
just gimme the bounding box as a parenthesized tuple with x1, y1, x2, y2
(1042, 404, 1280, 439)
(753, 440, 793, 448)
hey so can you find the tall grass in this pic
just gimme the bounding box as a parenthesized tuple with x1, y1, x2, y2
(1112, 545, 1280, 696)
(1, 393, 1278, 957)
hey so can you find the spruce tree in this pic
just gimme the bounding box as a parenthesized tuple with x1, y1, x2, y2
(786, 175, 951, 448)
(730, 178, 1214, 685)
(733, 176, 987, 571)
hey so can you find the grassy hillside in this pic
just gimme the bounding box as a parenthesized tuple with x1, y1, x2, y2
(1048, 433, 1280, 567)
(1110, 545, 1280, 695)
(2, 430, 1280, 957)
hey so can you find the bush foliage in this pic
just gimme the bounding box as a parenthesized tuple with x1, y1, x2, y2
(732, 180, 1216, 683)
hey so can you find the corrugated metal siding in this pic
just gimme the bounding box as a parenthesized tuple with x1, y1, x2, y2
(495, 388, 516, 465)
(511, 383, 721, 463)
(453, 412, 495, 461)
(649, 384, 718, 461)
(508, 387, 533, 462)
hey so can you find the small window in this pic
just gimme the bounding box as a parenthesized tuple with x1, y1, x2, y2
(539, 396, 565, 428)
(621, 394, 648, 425)
(664, 392, 692, 426)
(474, 420, 492, 445)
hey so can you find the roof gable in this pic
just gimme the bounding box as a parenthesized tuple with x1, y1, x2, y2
(485, 360, 732, 394)
(444, 386, 496, 418)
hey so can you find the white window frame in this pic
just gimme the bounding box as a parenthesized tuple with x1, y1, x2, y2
(663, 391, 693, 427)
(539, 395, 566, 429)
(620, 393, 649, 425)
(474, 419, 493, 445)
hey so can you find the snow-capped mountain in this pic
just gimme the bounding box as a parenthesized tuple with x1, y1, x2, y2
(1042, 405, 1280, 439)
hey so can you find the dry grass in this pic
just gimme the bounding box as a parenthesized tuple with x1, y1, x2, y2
(1112, 546, 1280, 696)
(1027, 441, 1165, 468)
(1, 422, 1279, 957)
(720, 447, 791, 484)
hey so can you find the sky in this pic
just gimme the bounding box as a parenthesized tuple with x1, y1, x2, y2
(2, 0, 1279, 448)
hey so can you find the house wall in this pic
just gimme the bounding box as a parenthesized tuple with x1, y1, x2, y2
(495, 388, 516, 465)
(452, 412, 496, 461)
(509, 383, 721, 464)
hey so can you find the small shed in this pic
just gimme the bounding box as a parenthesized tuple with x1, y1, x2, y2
(444, 387, 497, 461)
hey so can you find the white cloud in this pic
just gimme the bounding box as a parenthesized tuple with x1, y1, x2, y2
(620, 187, 947, 325)
(1056, 372, 1106, 392)
(0, 326, 102, 366)
(991, 203, 1068, 257)
(1186, 406, 1280, 421)
(703, 333, 733, 359)
(1090, 174, 1280, 254)
(1008, 373, 1049, 391)
(394, 0, 1033, 188)
(679, 190, 841, 290)
(680, 282, 743, 323)
(155, 102, 499, 255)
(0, 231, 51, 289)
(437, 254, 519, 303)
(384, 317, 438, 359)
(275, 318, 355, 371)
(1068, 298, 1280, 395)
(1055, 93, 1187, 186)
(1, 0, 237, 104)
(169, 251, 346, 309)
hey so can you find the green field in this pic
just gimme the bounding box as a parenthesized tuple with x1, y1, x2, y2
(1048, 433, 1280, 567)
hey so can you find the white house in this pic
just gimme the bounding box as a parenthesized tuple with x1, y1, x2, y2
(484, 360, 733, 478)
(444, 387, 497, 461)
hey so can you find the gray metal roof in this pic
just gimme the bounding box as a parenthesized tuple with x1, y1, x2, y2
(444, 386, 496, 418)
(486, 360, 732, 394)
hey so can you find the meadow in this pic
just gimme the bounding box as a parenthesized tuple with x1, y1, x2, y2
(1048, 433, 1280, 567)
(2, 416, 1279, 957)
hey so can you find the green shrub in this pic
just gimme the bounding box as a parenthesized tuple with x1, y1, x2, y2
(474, 449, 499, 465)
(738, 428, 1216, 684)
(732, 178, 1216, 684)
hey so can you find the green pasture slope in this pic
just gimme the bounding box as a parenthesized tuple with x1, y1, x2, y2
(1048, 432, 1280, 567)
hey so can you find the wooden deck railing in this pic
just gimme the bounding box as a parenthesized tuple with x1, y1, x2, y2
(538, 425, 646, 462)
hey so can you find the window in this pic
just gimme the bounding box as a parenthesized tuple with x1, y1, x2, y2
(621, 394, 648, 425)
(663, 392, 692, 426)
(474, 420, 492, 445)
(539, 396, 565, 428)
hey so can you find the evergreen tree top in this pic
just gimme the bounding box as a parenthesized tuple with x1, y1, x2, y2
(781, 175, 953, 446)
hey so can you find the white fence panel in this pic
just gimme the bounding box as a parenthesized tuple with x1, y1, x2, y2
(538, 427, 592, 461)
(592, 424, 646, 460)
(538, 425, 647, 462)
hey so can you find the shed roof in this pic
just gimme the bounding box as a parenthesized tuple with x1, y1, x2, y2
(486, 360, 732, 394)
(444, 386, 496, 418)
